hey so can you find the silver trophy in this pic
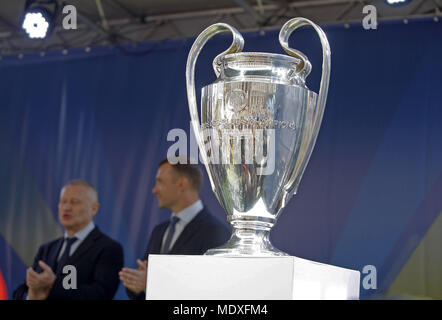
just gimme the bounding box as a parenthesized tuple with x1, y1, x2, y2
(186, 18, 331, 256)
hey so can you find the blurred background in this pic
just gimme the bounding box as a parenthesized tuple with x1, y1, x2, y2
(0, 0, 441, 300)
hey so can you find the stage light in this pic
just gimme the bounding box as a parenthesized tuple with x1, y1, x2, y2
(385, 0, 411, 5)
(22, 10, 50, 39)
(22, 0, 58, 39)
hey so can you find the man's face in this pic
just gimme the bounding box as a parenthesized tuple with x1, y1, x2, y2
(58, 185, 98, 233)
(152, 163, 180, 210)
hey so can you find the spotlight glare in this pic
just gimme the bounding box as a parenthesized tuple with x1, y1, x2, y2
(386, 0, 408, 4)
(22, 0, 58, 39)
(22, 11, 50, 39)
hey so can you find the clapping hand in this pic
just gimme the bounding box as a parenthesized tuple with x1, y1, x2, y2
(26, 261, 56, 300)
(119, 259, 148, 294)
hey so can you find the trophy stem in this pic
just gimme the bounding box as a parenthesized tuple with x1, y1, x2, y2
(205, 218, 289, 257)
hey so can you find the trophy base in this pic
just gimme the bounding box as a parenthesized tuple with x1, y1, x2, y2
(205, 218, 288, 257)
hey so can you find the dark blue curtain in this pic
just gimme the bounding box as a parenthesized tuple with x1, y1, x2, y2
(0, 18, 441, 299)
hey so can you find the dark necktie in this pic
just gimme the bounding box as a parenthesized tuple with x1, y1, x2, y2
(56, 237, 78, 274)
(161, 216, 180, 254)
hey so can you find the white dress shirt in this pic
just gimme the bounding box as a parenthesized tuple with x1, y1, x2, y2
(57, 221, 95, 260)
(161, 199, 203, 252)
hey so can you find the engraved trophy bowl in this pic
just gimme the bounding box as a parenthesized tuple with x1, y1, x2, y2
(186, 18, 331, 256)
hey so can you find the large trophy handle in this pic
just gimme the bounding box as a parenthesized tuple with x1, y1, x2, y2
(279, 18, 331, 195)
(185, 23, 244, 190)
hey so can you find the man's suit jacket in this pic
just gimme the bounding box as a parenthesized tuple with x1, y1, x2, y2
(127, 207, 231, 300)
(13, 226, 124, 300)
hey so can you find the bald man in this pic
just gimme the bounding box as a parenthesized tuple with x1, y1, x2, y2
(13, 179, 124, 300)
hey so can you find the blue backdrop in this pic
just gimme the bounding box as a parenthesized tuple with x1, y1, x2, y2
(0, 18, 441, 299)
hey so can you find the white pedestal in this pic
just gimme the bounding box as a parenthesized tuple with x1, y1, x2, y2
(146, 255, 360, 300)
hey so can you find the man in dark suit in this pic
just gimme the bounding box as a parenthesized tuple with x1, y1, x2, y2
(13, 179, 124, 300)
(119, 159, 230, 300)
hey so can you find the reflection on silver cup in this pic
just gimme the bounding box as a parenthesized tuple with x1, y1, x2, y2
(186, 18, 331, 256)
